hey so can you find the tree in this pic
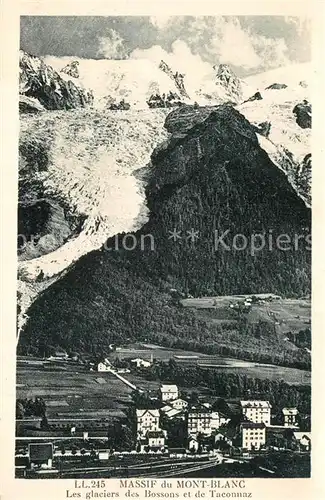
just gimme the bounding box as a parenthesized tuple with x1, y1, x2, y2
(40, 415, 49, 430)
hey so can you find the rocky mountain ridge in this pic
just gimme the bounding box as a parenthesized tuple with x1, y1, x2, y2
(17, 55, 312, 342)
(19, 104, 311, 362)
(19, 50, 93, 111)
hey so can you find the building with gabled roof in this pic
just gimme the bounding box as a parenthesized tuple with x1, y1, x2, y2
(160, 384, 179, 402)
(282, 407, 299, 427)
(293, 432, 311, 451)
(169, 398, 188, 411)
(136, 409, 160, 436)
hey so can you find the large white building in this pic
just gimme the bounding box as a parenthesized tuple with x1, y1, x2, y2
(136, 409, 160, 436)
(240, 400, 271, 426)
(241, 422, 266, 451)
(188, 407, 230, 436)
(282, 407, 298, 427)
(188, 407, 212, 436)
(160, 384, 179, 402)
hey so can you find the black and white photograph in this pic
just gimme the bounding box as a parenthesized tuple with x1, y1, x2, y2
(15, 14, 312, 481)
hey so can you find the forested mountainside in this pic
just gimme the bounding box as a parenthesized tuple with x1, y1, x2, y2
(19, 105, 311, 367)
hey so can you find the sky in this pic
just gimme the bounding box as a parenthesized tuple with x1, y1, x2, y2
(20, 16, 311, 77)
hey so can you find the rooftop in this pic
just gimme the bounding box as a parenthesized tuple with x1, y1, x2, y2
(136, 409, 160, 418)
(282, 407, 298, 415)
(241, 422, 265, 429)
(161, 384, 178, 392)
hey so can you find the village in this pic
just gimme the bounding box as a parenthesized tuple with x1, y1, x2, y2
(15, 352, 311, 477)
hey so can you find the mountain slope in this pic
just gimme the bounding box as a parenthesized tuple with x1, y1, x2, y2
(19, 105, 311, 363)
(239, 62, 311, 205)
(17, 107, 169, 336)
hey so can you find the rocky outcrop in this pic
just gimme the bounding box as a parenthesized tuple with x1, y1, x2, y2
(60, 61, 80, 78)
(147, 91, 183, 109)
(107, 99, 131, 110)
(19, 50, 93, 110)
(243, 91, 263, 103)
(19, 95, 45, 114)
(18, 199, 76, 260)
(159, 60, 190, 99)
(293, 100, 312, 129)
(265, 83, 288, 90)
(252, 121, 271, 138)
(19, 105, 311, 355)
(295, 153, 311, 205)
(214, 64, 243, 102)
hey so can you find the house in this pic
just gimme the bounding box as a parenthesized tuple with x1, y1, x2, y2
(160, 404, 174, 413)
(240, 400, 271, 426)
(138, 430, 166, 452)
(170, 398, 188, 411)
(136, 409, 160, 436)
(97, 361, 112, 372)
(131, 358, 152, 368)
(188, 435, 200, 452)
(160, 384, 179, 402)
(187, 407, 212, 436)
(147, 430, 166, 449)
(293, 432, 311, 451)
(282, 407, 299, 427)
(241, 422, 266, 451)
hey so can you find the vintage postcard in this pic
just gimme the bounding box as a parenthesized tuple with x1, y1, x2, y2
(1, 0, 325, 499)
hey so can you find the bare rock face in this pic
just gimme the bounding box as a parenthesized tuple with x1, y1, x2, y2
(293, 100, 312, 129)
(295, 153, 311, 205)
(159, 60, 190, 99)
(147, 91, 183, 109)
(243, 91, 263, 103)
(106, 98, 131, 110)
(265, 83, 288, 90)
(252, 121, 272, 138)
(19, 50, 93, 110)
(18, 199, 75, 260)
(19, 95, 45, 114)
(214, 64, 243, 102)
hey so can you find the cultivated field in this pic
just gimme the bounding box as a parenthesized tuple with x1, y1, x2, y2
(180, 296, 310, 335)
(16, 366, 134, 417)
(111, 344, 310, 385)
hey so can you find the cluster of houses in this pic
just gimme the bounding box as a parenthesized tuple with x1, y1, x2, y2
(135, 385, 311, 454)
(97, 356, 154, 373)
(97, 359, 131, 374)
